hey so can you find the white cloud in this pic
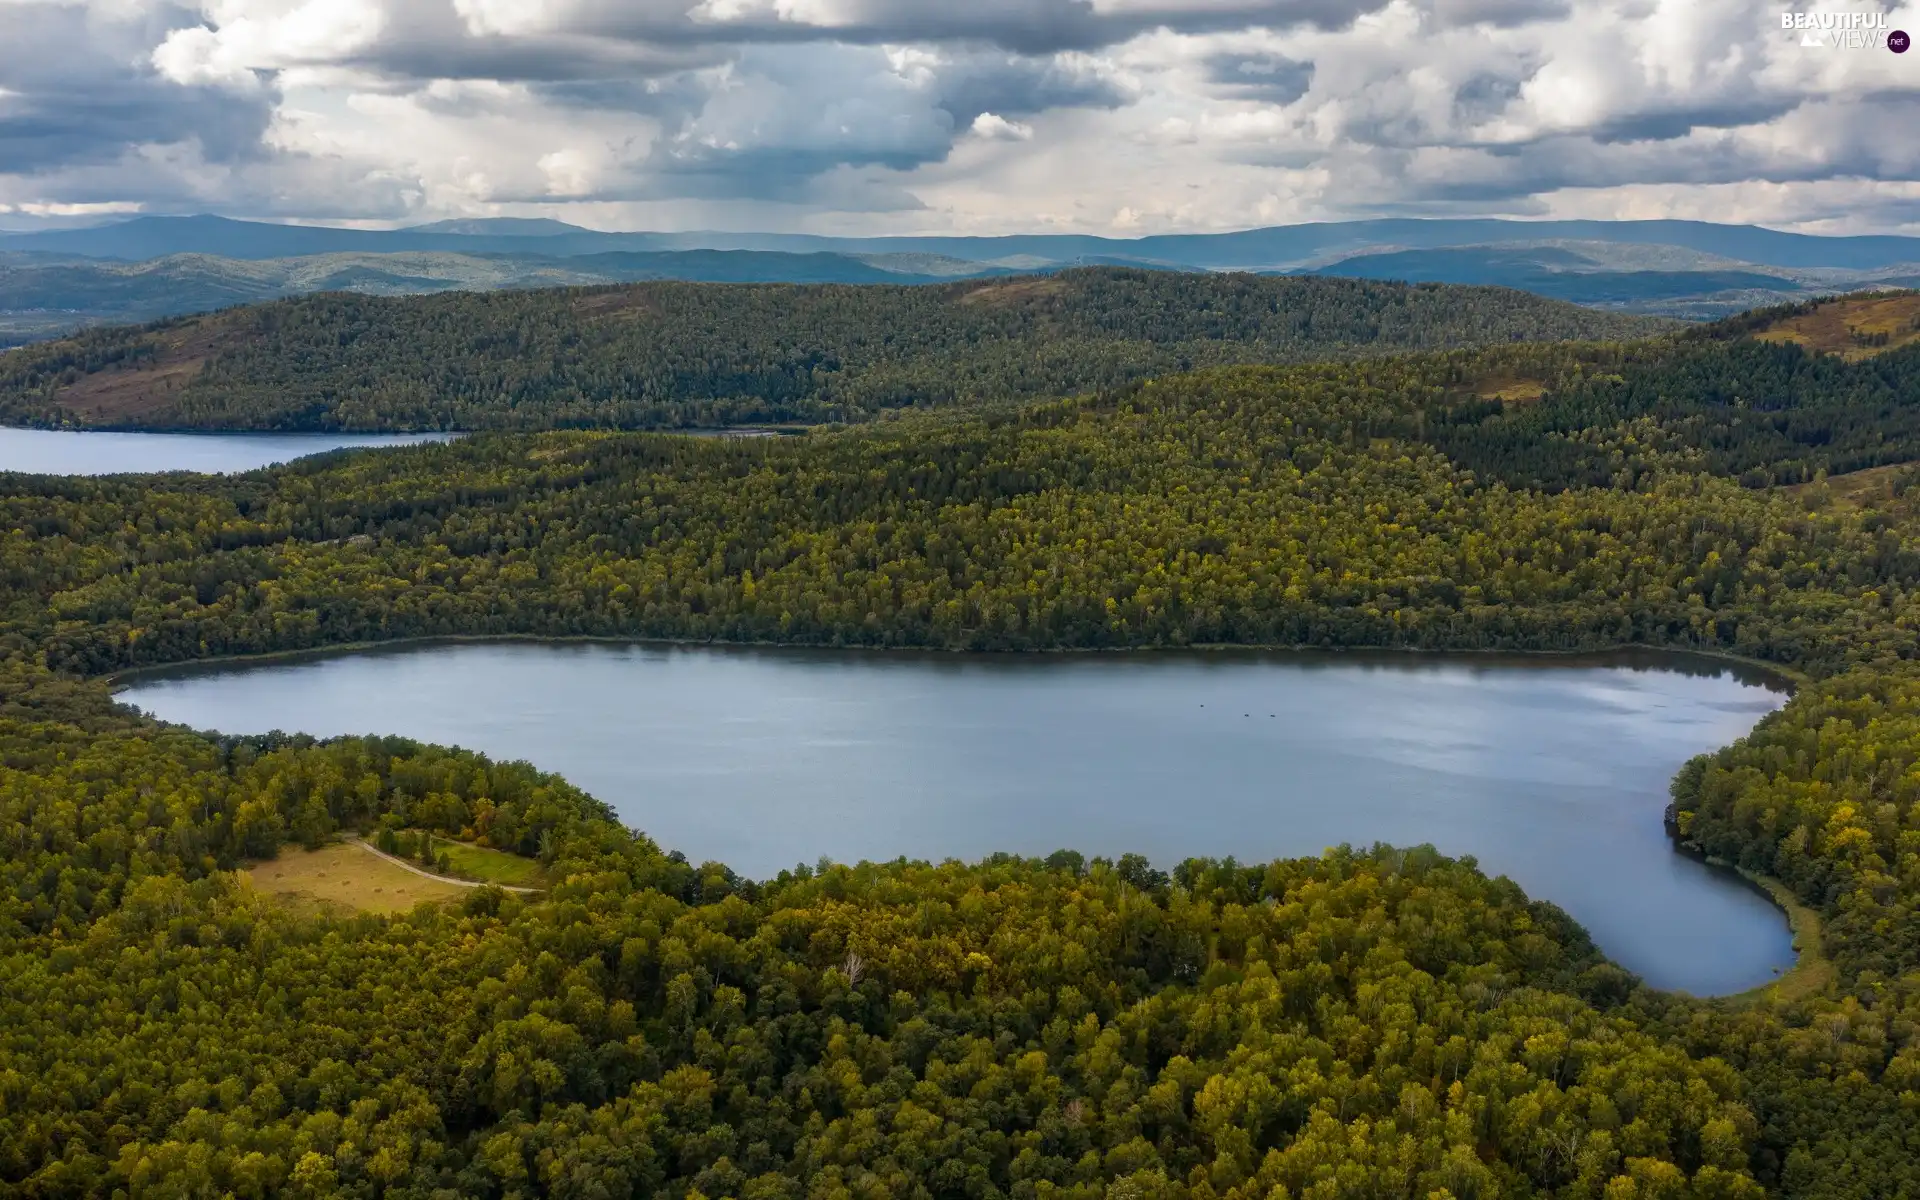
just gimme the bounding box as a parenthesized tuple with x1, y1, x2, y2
(0, 0, 1917, 233)
(13, 199, 146, 216)
(153, 0, 387, 82)
(970, 112, 1033, 140)
(151, 24, 259, 89)
(539, 147, 609, 195)
(451, 0, 563, 37)
(692, 0, 846, 24)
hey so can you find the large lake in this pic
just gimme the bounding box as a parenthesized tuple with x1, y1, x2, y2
(120, 642, 1796, 995)
(0, 427, 454, 475)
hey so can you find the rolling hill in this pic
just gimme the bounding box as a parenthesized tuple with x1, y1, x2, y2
(1298, 244, 1829, 318)
(1741, 290, 1920, 359)
(0, 249, 1016, 348)
(1, 216, 1914, 347)
(0, 268, 1670, 432)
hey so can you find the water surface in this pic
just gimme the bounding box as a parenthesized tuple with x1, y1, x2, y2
(0, 427, 455, 475)
(121, 642, 1795, 994)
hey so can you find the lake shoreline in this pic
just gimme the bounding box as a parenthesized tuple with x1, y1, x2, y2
(1659, 843, 1821, 1002)
(117, 635, 1798, 995)
(0, 421, 801, 438)
(103, 632, 1805, 692)
(0, 427, 461, 476)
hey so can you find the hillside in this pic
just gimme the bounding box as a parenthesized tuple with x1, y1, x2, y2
(0, 248, 986, 349)
(0, 251, 599, 348)
(0, 268, 1668, 431)
(1295, 243, 1920, 319)
(1400, 298, 1920, 490)
(1745, 291, 1920, 360)
(1302, 245, 1817, 317)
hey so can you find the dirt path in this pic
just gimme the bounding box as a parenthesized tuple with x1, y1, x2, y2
(349, 838, 541, 894)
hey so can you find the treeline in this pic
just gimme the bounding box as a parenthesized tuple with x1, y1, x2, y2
(0, 269, 1664, 431)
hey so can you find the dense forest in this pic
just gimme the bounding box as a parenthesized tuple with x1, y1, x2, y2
(1419, 339, 1920, 491)
(4, 303, 1920, 1197)
(10, 336, 1920, 675)
(0, 269, 1666, 431)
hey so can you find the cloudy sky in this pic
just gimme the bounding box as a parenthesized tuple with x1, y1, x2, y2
(1, 0, 1916, 234)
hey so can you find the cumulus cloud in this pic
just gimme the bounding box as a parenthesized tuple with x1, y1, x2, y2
(0, 0, 1916, 233)
(152, 0, 388, 89)
(0, 2, 274, 173)
(970, 112, 1034, 140)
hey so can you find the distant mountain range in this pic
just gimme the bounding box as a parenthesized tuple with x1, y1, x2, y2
(1295, 243, 1920, 319)
(7, 213, 1920, 268)
(0, 247, 1052, 347)
(3, 214, 1917, 346)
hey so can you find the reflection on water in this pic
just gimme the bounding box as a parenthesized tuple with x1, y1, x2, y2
(121, 642, 1796, 995)
(0, 426, 456, 475)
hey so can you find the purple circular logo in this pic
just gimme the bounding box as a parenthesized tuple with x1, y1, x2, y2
(1892, 29, 1912, 52)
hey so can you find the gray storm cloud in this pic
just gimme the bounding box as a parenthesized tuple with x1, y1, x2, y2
(0, 0, 1915, 233)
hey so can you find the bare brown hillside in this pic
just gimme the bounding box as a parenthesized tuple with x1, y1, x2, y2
(1752, 291, 1920, 361)
(49, 316, 245, 422)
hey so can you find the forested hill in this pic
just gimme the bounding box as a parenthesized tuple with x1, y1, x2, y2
(0, 267, 1668, 432)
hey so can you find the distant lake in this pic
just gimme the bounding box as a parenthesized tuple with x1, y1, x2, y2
(0, 427, 456, 475)
(120, 642, 1796, 995)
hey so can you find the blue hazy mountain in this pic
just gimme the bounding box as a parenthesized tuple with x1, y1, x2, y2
(5, 216, 1918, 346)
(1124, 220, 1920, 271)
(6, 214, 1920, 270)
(1299, 246, 1816, 309)
(0, 247, 993, 347)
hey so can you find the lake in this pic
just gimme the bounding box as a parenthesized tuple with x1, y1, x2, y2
(0, 427, 455, 475)
(119, 642, 1796, 995)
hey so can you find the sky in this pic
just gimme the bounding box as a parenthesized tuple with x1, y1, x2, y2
(0, 0, 1916, 235)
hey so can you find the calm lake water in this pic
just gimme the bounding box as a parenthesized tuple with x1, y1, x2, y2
(120, 642, 1796, 995)
(0, 427, 455, 475)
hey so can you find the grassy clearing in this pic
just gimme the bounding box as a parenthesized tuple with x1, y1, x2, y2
(956, 277, 1069, 307)
(436, 839, 549, 888)
(1472, 374, 1548, 403)
(1783, 462, 1916, 512)
(1754, 291, 1920, 361)
(1715, 865, 1835, 1007)
(245, 843, 469, 915)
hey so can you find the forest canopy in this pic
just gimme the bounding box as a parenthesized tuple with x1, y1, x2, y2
(0, 268, 1668, 432)
(1, 303, 1918, 1198)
